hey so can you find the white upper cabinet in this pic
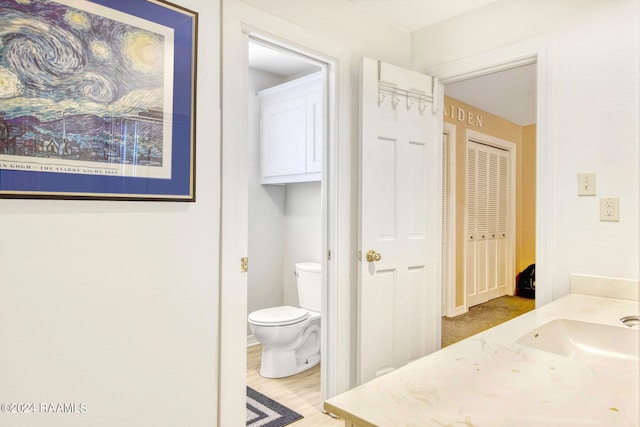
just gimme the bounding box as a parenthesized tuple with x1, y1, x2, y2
(258, 72, 323, 184)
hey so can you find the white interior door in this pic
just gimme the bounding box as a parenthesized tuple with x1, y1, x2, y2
(358, 58, 441, 385)
(465, 140, 510, 307)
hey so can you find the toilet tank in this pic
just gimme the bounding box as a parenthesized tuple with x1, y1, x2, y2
(295, 262, 321, 312)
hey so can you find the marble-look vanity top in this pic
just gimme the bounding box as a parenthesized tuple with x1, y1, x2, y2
(324, 293, 640, 427)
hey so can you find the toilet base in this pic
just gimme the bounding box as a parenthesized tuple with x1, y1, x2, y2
(249, 310, 321, 379)
(258, 320, 321, 379)
(259, 349, 320, 378)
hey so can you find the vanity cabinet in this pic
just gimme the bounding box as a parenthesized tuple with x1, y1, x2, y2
(257, 72, 322, 184)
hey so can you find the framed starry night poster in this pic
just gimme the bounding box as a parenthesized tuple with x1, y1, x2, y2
(0, 0, 197, 201)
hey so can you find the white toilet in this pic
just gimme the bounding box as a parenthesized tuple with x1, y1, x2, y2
(248, 262, 321, 378)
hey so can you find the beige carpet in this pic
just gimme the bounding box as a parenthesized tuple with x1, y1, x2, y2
(442, 296, 535, 347)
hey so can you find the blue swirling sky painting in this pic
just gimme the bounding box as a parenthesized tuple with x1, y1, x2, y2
(0, 0, 172, 174)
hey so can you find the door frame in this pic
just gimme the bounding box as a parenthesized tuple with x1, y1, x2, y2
(427, 38, 555, 310)
(442, 122, 458, 318)
(220, 2, 353, 426)
(464, 131, 517, 307)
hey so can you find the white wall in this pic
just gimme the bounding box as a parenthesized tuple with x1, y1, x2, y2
(247, 68, 286, 330)
(412, 0, 639, 298)
(237, 0, 412, 69)
(0, 1, 220, 426)
(411, 0, 629, 71)
(551, 1, 639, 298)
(283, 182, 323, 306)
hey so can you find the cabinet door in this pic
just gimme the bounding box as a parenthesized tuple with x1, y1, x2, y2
(306, 90, 323, 174)
(261, 97, 307, 178)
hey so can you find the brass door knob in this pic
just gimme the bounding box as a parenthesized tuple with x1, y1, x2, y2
(366, 250, 382, 262)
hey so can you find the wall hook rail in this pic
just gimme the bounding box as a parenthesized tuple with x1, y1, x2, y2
(377, 81, 435, 113)
(406, 98, 415, 110)
(392, 94, 400, 109)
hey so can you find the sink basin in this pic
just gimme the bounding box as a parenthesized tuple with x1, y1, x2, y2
(516, 319, 639, 372)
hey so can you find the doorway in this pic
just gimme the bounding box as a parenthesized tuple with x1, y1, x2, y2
(246, 38, 327, 416)
(439, 63, 537, 335)
(220, 3, 355, 421)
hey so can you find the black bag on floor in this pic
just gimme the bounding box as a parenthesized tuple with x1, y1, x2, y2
(516, 264, 535, 298)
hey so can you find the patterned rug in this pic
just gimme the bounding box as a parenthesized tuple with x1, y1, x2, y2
(246, 386, 303, 427)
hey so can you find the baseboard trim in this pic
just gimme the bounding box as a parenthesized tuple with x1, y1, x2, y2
(247, 335, 259, 347)
(444, 305, 468, 318)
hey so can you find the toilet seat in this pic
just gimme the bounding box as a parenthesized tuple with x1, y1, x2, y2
(248, 305, 309, 327)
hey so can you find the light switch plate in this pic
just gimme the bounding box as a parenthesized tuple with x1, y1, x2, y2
(600, 197, 620, 222)
(578, 173, 596, 196)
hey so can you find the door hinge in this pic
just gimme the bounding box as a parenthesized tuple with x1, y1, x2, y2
(327, 250, 332, 261)
(240, 257, 248, 273)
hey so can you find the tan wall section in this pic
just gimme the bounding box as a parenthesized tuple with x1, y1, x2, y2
(443, 96, 536, 308)
(517, 124, 536, 273)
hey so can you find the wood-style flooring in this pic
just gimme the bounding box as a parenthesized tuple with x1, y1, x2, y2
(247, 344, 343, 426)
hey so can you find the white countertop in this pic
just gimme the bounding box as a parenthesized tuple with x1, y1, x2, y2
(325, 294, 640, 427)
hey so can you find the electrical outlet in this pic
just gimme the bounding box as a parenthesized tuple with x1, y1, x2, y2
(578, 173, 596, 196)
(600, 197, 620, 222)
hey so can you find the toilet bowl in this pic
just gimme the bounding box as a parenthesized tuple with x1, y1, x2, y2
(248, 262, 321, 378)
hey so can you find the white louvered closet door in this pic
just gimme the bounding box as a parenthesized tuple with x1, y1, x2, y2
(465, 141, 509, 308)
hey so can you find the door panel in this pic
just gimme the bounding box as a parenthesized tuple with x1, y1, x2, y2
(361, 267, 396, 378)
(466, 141, 510, 307)
(407, 265, 427, 362)
(371, 137, 398, 240)
(358, 57, 440, 384)
(408, 141, 427, 238)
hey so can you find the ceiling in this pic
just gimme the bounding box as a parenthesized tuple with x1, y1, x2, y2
(248, 1, 537, 126)
(349, 0, 498, 32)
(248, 42, 321, 77)
(445, 64, 537, 126)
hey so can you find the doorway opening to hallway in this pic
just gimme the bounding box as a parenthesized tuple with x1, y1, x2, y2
(440, 63, 537, 343)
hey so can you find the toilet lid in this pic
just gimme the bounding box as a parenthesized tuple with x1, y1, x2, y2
(248, 306, 309, 327)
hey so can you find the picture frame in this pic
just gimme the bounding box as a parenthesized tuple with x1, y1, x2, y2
(0, 0, 197, 201)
